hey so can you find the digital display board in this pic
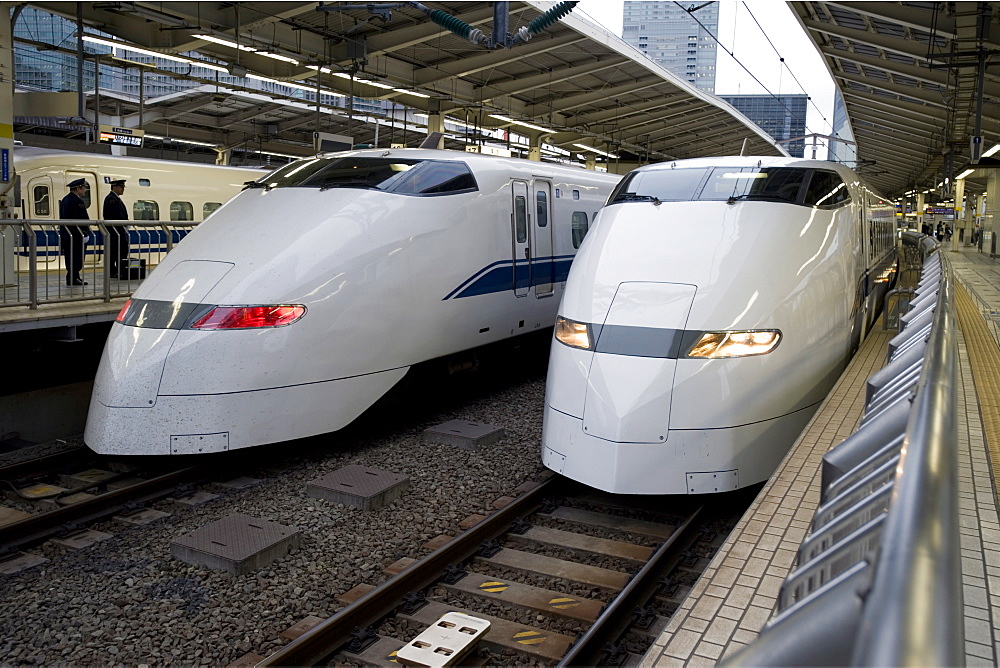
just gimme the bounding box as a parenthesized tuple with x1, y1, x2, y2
(98, 125, 144, 147)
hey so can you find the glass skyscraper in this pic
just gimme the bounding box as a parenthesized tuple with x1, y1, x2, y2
(719, 94, 808, 158)
(621, 1, 719, 93)
(828, 91, 856, 165)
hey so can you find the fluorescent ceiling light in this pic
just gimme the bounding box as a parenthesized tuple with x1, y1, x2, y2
(257, 52, 299, 64)
(957, 169, 975, 180)
(572, 143, 619, 159)
(394, 89, 430, 98)
(145, 134, 217, 147)
(489, 114, 556, 134)
(983, 143, 1000, 158)
(193, 34, 299, 64)
(83, 35, 191, 64)
(84, 34, 230, 72)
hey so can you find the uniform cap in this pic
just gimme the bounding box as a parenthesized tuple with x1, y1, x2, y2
(109, 179, 127, 186)
(67, 178, 88, 188)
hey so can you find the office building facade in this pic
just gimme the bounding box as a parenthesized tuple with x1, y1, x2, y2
(622, 1, 719, 92)
(719, 94, 808, 157)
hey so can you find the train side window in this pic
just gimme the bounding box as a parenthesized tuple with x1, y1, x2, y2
(203, 202, 222, 217)
(514, 195, 528, 243)
(536, 191, 548, 227)
(33, 185, 50, 216)
(804, 171, 850, 207)
(555, 188, 561, 198)
(170, 201, 194, 221)
(138, 179, 151, 187)
(133, 200, 159, 220)
(572, 211, 589, 248)
(572, 190, 580, 200)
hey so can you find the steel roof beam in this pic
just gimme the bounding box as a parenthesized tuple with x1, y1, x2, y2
(801, 18, 934, 62)
(827, 2, 957, 38)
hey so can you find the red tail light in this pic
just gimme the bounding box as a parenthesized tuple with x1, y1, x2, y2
(190, 305, 306, 330)
(115, 299, 133, 323)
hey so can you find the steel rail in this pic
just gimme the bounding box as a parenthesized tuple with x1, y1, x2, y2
(258, 476, 558, 667)
(0, 466, 208, 552)
(558, 504, 704, 666)
(0, 445, 92, 482)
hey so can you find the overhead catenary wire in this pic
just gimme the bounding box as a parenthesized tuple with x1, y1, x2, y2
(740, 3, 833, 135)
(676, 0, 838, 157)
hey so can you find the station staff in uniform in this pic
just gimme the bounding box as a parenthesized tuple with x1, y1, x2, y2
(102, 179, 129, 278)
(58, 178, 92, 286)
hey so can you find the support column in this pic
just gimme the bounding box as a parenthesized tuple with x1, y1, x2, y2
(1, 2, 17, 286)
(953, 178, 966, 250)
(917, 193, 926, 234)
(425, 98, 444, 150)
(527, 133, 543, 161)
(987, 171, 999, 258)
(215, 148, 232, 166)
(585, 155, 596, 171)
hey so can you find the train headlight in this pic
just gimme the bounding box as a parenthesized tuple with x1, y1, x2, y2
(685, 330, 781, 358)
(555, 316, 592, 350)
(190, 305, 306, 330)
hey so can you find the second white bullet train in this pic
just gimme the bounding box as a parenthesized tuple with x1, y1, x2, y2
(542, 156, 897, 494)
(85, 148, 620, 455)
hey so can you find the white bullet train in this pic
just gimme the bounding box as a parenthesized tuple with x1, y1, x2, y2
(85, 148, 620, 455)
(541, 156, 897, 494)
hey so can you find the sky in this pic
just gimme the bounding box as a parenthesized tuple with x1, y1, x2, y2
(572, 0, 837, 150)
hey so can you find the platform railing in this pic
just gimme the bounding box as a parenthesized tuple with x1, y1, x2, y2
(725, 247, 963, 666)
(0, 218, 198, 309)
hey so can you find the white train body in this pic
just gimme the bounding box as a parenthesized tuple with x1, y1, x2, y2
(85, 148, 619, 455)
(542, 156, 896, 494)
(11, 146, 262, 270)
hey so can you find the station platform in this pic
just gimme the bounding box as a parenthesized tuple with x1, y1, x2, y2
(641, 242, 1000, 666)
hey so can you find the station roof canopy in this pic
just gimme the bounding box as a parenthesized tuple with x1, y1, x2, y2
(790, 1, 1000, 197)
(23, 1, 786, 167)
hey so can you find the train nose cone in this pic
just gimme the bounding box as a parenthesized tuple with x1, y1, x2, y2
(581, 282, 697, 443)
(86, 261, 235, 453)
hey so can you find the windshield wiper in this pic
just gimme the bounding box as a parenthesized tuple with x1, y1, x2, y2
(615, 193, 662, 205)
(242, 180, 264, 191)
(726, 194, 792, 205)
(318, 181, 378, 192)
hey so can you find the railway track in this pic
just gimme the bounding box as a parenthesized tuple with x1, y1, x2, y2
(259, 476, 751, 666)
(0, 449, 215, 560)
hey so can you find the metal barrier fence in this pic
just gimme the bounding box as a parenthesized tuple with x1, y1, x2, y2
(725, 247, 963, 666)
(0, 219, 197, 309)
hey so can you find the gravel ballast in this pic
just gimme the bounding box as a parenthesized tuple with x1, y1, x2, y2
(0, 350, 555, 666)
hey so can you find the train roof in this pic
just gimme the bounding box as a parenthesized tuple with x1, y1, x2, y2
(315, 147, 620, 179)
(12, 146, 266, 172)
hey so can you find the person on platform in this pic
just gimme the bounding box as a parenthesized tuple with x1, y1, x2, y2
(102, 179, 129, 278)
(58, 178, 92, 286)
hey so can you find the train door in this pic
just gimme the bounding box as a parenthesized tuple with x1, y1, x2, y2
(532, 180, 554, 297)
(64, 171, 99, 217)
(511, 180, 530, 297)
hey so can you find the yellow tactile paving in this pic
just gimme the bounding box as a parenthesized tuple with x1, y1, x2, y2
(954, 282, 1000, 492)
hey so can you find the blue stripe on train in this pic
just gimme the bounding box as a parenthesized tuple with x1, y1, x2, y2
(445, 255, 575, 300)
(16, 228, 191, 257)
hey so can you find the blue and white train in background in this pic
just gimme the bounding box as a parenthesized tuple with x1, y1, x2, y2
(542, 156, 897, 494)
(85, 148, 620, 455)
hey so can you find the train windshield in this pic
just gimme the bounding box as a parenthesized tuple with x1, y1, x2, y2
(249, 157, 477, 195)
(609, 167, 824, 206)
